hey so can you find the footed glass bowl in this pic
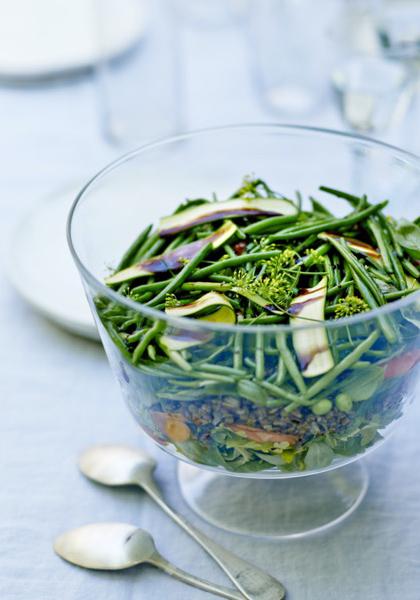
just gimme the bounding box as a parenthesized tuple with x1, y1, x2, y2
(68, 125, 420, 537)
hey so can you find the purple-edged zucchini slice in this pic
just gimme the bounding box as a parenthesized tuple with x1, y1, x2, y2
(160, 292, 235, 353)
(106, 221, 237, 285)
(165, 291, 236, 324)
(158, 197, 297, 236)
(289, 277, 334, 378)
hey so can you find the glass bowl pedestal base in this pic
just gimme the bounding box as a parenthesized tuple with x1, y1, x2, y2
(177, 461, 369, 539)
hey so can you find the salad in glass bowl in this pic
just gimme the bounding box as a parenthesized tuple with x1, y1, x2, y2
(68, 125, 420, 535)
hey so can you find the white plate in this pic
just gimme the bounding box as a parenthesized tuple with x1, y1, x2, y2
(0, 0, 147, 80)
(6, 182, 100, 340)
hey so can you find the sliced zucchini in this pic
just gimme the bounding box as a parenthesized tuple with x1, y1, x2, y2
(106, 221, 237, 285)
(289, 277, 334, 378)
(158, 197, 298, 236)
(160, 291, 235, 351)
(165, 291, 236, 324)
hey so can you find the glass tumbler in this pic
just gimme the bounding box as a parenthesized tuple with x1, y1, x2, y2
(68, 125, 420, 537)
(93, 0, 184, 146)
(244, 0, 339, 116)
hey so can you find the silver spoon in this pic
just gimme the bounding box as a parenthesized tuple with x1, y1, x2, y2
(79, 445, 286, 600)
(54, 522, 243, 600)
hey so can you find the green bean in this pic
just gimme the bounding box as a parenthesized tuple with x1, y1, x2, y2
(366, 349, 388, 357)
(117, 224, 153, 270)
(164, 348, 192, 371)
(260, 380, 302, 403)
(223, 243, 236, 258)
(186, 370, 235, 383)
(242, 214, 298, 234)
(293, 243, 330, 269)
(352, 361, 372, 369)
(192, 250, 283, 279)
(389, 250, 407, 291)
(141, 237, 166, 259)
(368, 217, 393, 273)
(326, 280, 353, 297)
(295, 234, 319, 253)
(199, 363, 246, 377)
(166, 378, 214, 388)
(310, 196, 334, 216)
(324, 255, 335, 288)
(268, 202, 388, 241)
(132, 320, 164, 363)
(265, 398, 285, 407)
(147, 344, 157, 361)
(233, 332, 243, 369)
(107, 315, 133, 325)
(127, 328, 147, 343)
(275, 333, 306, 394)
(192, 346, 229, 368)
(104, 321, 131, 359)
(402, 258, 420, 279)
(133, 292, 153, 304)
(379, 213, 403, 257)
(135, 231, 160, 259)
(384, 289, 417, 300)
(131, 280, 168, 295)
(244, 357, 256, 369)
(304, 330, 380, 400)
(275, 356, 286, 385)
(318, 186, 361, 207)
(164, 232, 188, 252)
(255, 332, 265, 380)
(209, 274, 234, 283)
(368, 268, 392, 283)
(147, 243, 213, 306)
(325, 304, 337, 315)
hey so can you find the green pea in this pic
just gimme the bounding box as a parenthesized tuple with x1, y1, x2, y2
(311, 399, 333, 416)
(336, 393, 353, 413)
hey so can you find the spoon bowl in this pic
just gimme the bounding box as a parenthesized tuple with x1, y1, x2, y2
(54, 522, 156, 570)
(79, 445, 156, 487)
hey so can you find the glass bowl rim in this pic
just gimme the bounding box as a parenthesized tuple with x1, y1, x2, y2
(67, 123, 420, 335)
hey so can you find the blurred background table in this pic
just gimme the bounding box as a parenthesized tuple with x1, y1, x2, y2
(1, 2, 420, 598)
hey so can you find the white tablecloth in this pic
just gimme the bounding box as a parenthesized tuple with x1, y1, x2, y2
(1, 14, 420, 600)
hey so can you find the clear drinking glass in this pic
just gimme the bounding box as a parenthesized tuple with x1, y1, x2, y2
(245, 0, 339, 116)
(68, 125, 420, 537)
(93, 0, 184, 146)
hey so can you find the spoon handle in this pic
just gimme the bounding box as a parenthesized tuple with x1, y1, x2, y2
(149, 552, 245, 600)
(142, 482, 285, 600)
